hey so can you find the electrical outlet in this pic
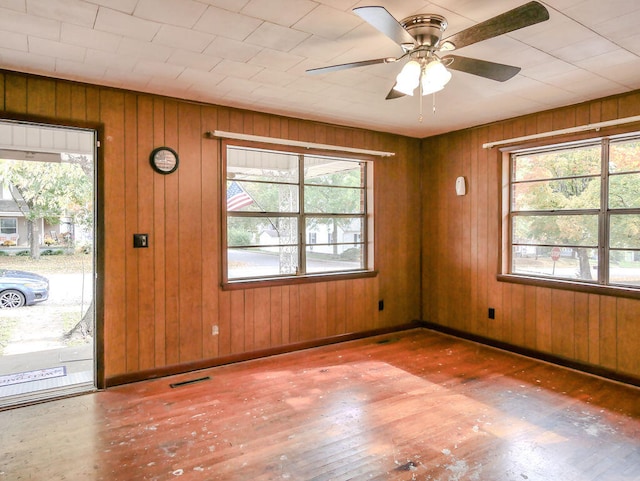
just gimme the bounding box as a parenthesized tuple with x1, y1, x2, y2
(488, 307, 495, 319)
(211, 325, 219, 336)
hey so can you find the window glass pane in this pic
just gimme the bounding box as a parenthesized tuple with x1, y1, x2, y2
(305, 217, 364, 273)
(305, 217, 363, 246)
(512, 214, 598, 246)
(609, 139, 640, 174)
(513, 145, 600, 182)
(512, 177, 600, 211)
(512, 247, 597, 281)
(610, 214, 640, 249)
(227, 217, 297, 246)
(228, 246, 298, 279)
(227, 180, 299, 213)
(225, 144, 372, 282)
(306, 245, 363, 273)
(609, 250, 640, 286)
(1, 218, 17, 234)
(609, 173, 640, 209)
(304, 185, 363, 214)
(227, 147, 298, 183)
(304, 156, 364, 187)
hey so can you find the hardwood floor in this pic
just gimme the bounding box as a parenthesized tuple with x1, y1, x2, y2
(1, 328, 638, 480)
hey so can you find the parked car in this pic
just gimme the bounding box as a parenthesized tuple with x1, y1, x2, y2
(0, 269, 49, 308)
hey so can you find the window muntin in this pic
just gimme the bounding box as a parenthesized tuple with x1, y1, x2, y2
(508, 135, 640, 288)
(225, 145, 371, 283)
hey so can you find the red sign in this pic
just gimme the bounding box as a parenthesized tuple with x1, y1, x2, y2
(551, 247, 561, 262)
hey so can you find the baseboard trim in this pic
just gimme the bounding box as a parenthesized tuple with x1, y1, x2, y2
(105, 322, 421, 387)
(415, 320, 640, 388)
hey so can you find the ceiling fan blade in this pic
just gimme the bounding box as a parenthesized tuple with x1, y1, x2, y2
(306, 57, 397, 75)
(353, 6, 415, 47)
(443, 55, 521, 82)
(385, 84, 405, 100)
(441, 1, 549, 51)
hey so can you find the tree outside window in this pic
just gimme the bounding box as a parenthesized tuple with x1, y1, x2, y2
(509, 135, 640, 287)
(224, 145, 372, 282)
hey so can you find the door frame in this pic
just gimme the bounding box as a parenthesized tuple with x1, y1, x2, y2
(0, 112, 105, 390)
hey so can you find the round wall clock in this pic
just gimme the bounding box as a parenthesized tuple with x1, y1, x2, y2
(150, 147, 179, 174)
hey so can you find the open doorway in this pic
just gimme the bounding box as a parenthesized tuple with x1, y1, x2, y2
(0, 120, 96, 408)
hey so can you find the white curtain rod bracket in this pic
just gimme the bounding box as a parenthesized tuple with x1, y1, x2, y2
(206, 130, 395, 157)
(483, 115, 640, 149)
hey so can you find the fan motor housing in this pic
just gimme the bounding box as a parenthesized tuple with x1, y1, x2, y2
(401, 14, 447, 49)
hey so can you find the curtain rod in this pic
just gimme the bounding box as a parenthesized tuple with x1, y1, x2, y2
(483, 114, 640, 149)
(207, 130, 395, 157)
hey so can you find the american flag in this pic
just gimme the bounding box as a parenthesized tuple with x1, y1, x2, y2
(226, 181, 254, 211)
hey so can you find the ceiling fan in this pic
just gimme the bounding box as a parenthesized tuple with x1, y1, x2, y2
(307, 1, 550, 100)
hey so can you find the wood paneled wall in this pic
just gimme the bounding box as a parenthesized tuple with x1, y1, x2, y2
(421, 91, 640, 379)
(0, 70, 422, 384)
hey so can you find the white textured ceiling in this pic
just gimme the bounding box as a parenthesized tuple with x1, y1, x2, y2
(1, 0, 640, 138)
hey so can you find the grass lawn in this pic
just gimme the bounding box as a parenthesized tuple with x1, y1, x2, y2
(0, 253, 93, 275)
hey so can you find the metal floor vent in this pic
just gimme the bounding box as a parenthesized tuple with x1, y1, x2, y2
(169, 376, 211, 388)
(376, 337, 400, 345)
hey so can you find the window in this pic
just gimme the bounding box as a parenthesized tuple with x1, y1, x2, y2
(506, 134, 640, 288)
(224, 143, 373, 283)
(1, 218, 17, 234)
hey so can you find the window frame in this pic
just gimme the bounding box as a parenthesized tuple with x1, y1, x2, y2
(499, 131, 640, 299)
(221, 139, 376, 289)
(0, 217, 17, 234)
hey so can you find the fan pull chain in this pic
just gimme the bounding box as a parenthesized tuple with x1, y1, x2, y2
(418, 93, 438, 123)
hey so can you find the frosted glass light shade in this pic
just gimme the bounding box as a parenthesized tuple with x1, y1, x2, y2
(421, 60, 451, 95)
(393, 60, 421, 96)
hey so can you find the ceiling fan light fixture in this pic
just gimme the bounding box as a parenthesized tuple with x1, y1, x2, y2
(393, 60, 421, 95)
(439, 41, 455, 51)
(421, 82, 445, 96)
(420, 59, 451, 95)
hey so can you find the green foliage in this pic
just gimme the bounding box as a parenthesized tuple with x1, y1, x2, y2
(513, 139, 640, 280)
(15, 250, 29, 256)
(41, 249, 64, 256)
(340, 247, 361, 261)
(228, 228, 252, 247)
(0, 154, 94, 258)
(0, 159, 91, 224)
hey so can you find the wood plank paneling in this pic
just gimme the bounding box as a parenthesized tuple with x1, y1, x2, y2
(3, 69, 637, 385)
(177, 102, 203, 363)
(230, 290, 245, 354)
(163, 100, 181, 366)
(0, 72, 5, 110)
(5, 74, 27, 113)
(27, 77, 55, 117)
(617, 298, 640, 375)
(421, 91, 640, 380)
(99, 89, 127, 377)
(574, 292, 590, 363)
(136, 95, 155, 371)
(124, 92, 139, 373)
(1, 70, 420, 385)
(152, 97, 167, 367)
(201, 105, 220, 360)
(55, 82, 71, 118)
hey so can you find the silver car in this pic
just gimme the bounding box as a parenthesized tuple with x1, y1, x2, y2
(0, 269, 49, 308)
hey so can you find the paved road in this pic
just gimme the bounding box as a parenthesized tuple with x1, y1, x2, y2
(0, 272, 93, 355)
(228, 249, 360, 278)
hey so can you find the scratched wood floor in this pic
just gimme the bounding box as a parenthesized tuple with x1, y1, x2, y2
(1, 328, 639, 481)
